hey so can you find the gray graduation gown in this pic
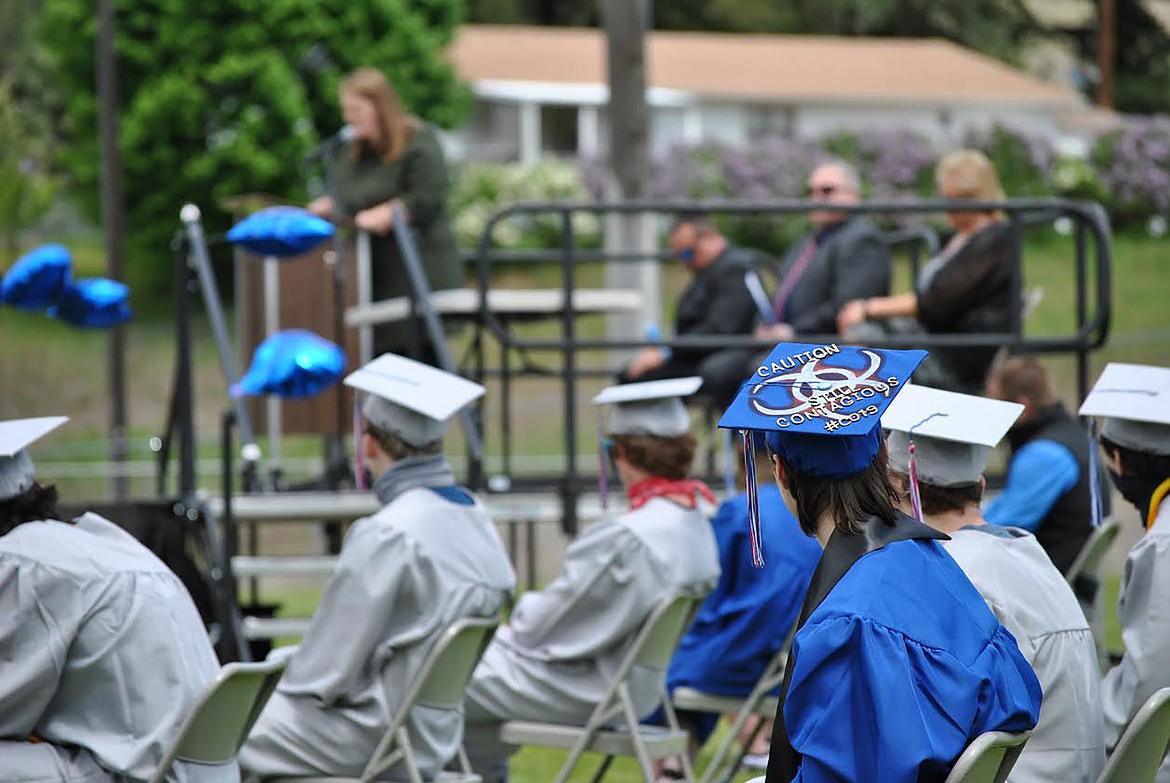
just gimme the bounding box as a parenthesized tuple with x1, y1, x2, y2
(0, 513, 232, 783)
(466, 497, 721, 725)
(239, 487, 516, 780)
(943, 525, 1105, 783)
(1101, 499, 1170, 783)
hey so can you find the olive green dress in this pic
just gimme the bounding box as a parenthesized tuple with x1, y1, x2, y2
(329, 125, 462, 359)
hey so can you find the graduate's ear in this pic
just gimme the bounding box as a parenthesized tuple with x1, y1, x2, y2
(772, 453, 788, 491)
(361, 430, 382, 462)
(979, 475, 987, 495)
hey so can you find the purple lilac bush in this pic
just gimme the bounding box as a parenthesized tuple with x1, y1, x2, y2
(1092, 115, 1170, 222)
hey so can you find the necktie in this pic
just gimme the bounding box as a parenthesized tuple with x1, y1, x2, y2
(772, 238, 818, 323)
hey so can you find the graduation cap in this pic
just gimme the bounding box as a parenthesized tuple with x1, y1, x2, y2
(718, 342, 927, 565)
(1079, 363, 1170, 457)
(591, 376, 702, 508)
(1079, 363, 1170, 528)
(345, 353, 485, 449)
(0, 417, 68, 501)
(882, 384, 1023, 519)
(593, 376, 701, 438)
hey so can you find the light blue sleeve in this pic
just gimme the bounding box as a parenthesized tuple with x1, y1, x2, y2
(984, 440, 1080, 532)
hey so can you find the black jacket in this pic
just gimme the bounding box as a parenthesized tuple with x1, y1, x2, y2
(1005, 403, 1094, 574)
(779, 216, 892, 335)
(671, 243, 758, 363)
(916, 222, 1017, 390)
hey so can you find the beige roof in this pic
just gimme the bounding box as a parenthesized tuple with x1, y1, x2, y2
(449, 25, 1082, 107)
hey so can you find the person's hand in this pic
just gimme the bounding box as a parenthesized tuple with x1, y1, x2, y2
(354, 202, 394, 235)
(837, 299, 867, 333)
(307, 196, 334, 220)
(627, 347, 666, 379)
(754, 322, 794, 341)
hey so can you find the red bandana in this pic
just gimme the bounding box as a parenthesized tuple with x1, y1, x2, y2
(627, 477, 716, 510)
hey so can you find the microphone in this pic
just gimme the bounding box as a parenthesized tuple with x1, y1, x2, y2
(305, 125, 356, 162)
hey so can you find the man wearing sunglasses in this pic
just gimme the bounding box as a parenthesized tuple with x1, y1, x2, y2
(701, 160, 891, 406)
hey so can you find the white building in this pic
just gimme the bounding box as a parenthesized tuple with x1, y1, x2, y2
(444, 24, 1103, 162)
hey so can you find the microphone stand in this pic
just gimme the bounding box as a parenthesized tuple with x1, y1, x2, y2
(301, 144, 352, 555)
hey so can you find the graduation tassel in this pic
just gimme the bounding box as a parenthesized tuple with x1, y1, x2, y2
(908, 439, 924, 522)
(597, 414, 609, 511)
(743, 430, 765, 568)
(353, 399, 367, 491)
(722, 429, 736, 496)
(1087, 418, 1103, 529)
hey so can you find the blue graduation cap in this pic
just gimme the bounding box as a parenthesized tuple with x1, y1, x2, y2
(0, 244, 72, 310)
(718, 342, 927, 565)
(226, 206, 336, 258)
(50, 278, 132, 328)
(231, 329, 347, 399)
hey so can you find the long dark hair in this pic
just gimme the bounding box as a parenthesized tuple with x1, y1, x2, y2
(0, 483, 64, 537)
(779, 439, 901, 536)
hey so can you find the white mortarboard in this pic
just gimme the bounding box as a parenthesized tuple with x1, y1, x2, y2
(0, 417, 69, 501)
(593, 376, 702, 438)
(1079, 363, 1170, 456)
(344, 354, 485, 447)
(882, 384, 1023, 488)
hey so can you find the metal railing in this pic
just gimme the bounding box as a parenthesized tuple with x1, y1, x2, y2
(464, 199, 1112, 535)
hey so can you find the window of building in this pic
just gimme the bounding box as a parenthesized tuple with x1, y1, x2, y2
(540, 105, 580, 157)
(745, 105, 795, 140)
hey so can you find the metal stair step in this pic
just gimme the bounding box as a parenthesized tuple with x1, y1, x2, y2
(242, 615, 312, 640)
(232, 556, 337, 578)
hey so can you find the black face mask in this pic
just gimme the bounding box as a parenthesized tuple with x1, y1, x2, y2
(1109, 469, 1164, 520)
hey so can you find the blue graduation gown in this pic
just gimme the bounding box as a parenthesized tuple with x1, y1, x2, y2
(770, 515, 1041, 783)
(668, 483, 822, 695)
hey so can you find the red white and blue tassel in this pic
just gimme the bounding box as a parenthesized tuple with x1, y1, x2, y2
(743, 429, 765, 568)
(907, 439, 924, 522)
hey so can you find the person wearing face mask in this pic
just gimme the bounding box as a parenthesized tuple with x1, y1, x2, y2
(837, 150, 1017, 393)
(618, 214, 757, 388)
(1079, 363, 1170, 783)
(307, 67, 462, 367)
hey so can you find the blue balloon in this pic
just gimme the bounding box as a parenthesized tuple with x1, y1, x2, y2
(0, 244, 72, 310)
(226, 206, 336, 258)
(232, 329, 346, 399)
(50, 278, 133, 328)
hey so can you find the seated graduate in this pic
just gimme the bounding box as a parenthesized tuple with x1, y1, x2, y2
(716, 342, 1041, 783)
(463, 377, 722, 783)
(884, 384, 1105, 783)
(240, 354, 516, 780)
(1078, 363, 1170, 783)
(0, 417, 233, 783)
(647, 432, 822, 777)
(985, 357, 1094, 578)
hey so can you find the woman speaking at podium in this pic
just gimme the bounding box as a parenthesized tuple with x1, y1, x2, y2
(308, 67, 461, 366)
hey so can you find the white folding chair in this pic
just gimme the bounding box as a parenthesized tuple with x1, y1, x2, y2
(671, 627, 794, 783)
(1098, 687, 1170, 783)
(148, 658, 287, 783)
(743, 730, 1029, 783)
(500, 589, 706, 783)
(271, 614, 500, 783)
(1065, 517, 1121, 587)
(944, 730, 1031, 783)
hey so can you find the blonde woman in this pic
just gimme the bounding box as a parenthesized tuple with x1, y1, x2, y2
(837, 150, 1017, 392)
(309, 67, 461, 365)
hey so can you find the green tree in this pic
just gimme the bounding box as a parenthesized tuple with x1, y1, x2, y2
(42, 0, 470, 292)
(1070, 1, 1170, 114)
(0, 79, 57, 261)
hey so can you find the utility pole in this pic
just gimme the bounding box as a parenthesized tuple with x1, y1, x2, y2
(97, 0, 129, 499)
(1097, 0, 1116, 108)
(600, 0, 659, 349)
